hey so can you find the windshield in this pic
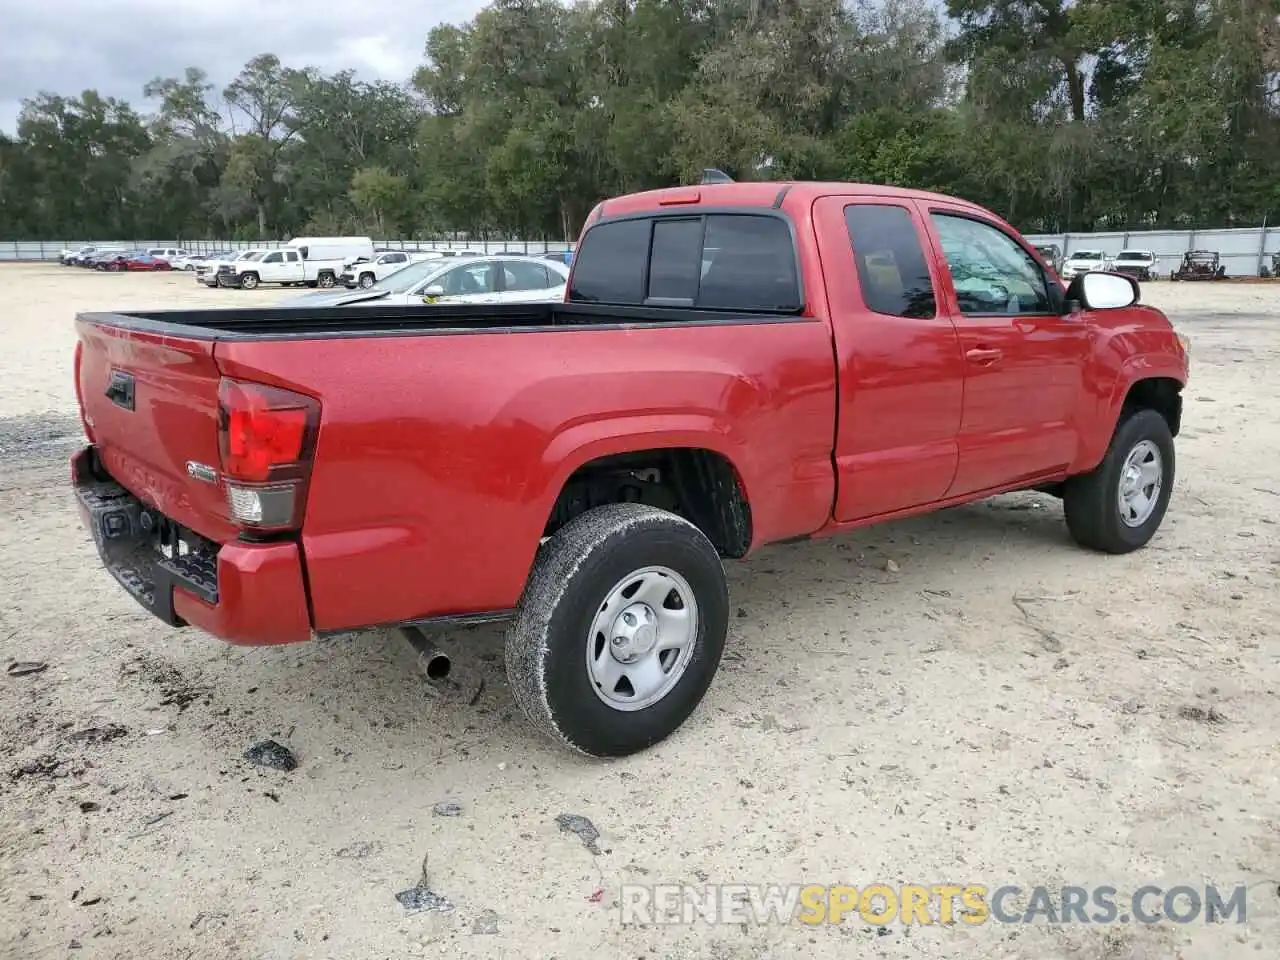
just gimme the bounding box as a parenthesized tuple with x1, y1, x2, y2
(1071, 251, 1104, 260)
(1115, 251, 1151, 261)
(367, 258, 457, 294)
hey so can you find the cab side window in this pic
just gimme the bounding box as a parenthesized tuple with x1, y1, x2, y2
(930, 214, 1052, 316)
(285, 251, 299, 263)
(843, 204, 936, 319)
(262, 252, 283, 264)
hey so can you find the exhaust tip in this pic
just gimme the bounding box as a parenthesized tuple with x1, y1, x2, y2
(422, 652, 451, 681)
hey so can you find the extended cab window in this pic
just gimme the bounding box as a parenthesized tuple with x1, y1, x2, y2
(843, 204, 936, 319)
(931, 214, 1052, 316)
(262, 252, 283, 263)
(569, 213, 800, 312)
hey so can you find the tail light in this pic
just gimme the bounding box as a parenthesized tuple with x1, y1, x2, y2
(217, 378, 320, 532)
(73, 340, 93, 443)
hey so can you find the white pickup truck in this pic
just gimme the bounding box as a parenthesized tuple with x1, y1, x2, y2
(220, 236, 374, 290)
(196, 250, 266, 286)
(339, 250, 433, 289)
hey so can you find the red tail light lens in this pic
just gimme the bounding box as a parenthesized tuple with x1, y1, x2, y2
(73, 340, 93, 442)
(217, 379, 320, 531)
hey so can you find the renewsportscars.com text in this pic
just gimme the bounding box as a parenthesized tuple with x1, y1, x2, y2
(618, 883, 1248, 926)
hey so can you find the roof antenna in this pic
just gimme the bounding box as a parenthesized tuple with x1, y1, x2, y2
(700, 168, 735, 184)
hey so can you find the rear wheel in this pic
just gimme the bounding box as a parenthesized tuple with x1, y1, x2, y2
(505, 503, 729, 757)
(1063, 409, 1174, 554)
(318, 272, 336, 288)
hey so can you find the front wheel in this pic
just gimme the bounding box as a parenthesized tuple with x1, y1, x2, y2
(505, 503, 729, 757)
(1063, 409, 1175, 554)
(359, 272, 375, 288)
(239, 272, 259, 290)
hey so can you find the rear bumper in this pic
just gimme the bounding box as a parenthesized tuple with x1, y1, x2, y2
(71, 446, 312, 645)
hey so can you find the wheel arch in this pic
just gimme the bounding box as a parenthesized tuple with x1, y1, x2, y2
(1073, 365, 1185, 474)
(540, 433, 756, 559)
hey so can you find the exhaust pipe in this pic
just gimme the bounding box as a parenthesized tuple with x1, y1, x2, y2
(399, 627, 452, 681)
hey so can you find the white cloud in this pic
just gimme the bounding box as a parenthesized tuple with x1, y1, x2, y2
(0, 0, 487, 132)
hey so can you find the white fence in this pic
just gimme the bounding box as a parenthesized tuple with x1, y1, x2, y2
(1025, 227, 1280, 277)
(0, 238, 576, 262)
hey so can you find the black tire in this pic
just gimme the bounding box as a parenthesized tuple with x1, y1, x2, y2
(359, 272, 375, 288)
(240, 272, 259, 290)
(505, 503, 729, 757)
(318, 272, 336, 288)
(1063, 408, 1175, 554)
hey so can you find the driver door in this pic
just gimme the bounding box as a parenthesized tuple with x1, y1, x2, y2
(258, 250, 286, 281)
(921, 204, 1089, 497)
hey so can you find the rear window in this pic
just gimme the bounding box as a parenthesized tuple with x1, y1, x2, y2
(843, 204, 936, 319)
(569, 213, 801, 312)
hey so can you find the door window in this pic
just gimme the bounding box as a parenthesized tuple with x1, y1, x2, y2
(285, 251, 299, 263)
(502, 260, 552, 291)
(843, 204, 936, 319)
(430, 262, 498, 296)
(262, 252, 283, 264)
(930, 214, 1052, 316)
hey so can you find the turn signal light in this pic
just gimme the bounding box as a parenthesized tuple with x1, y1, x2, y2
(217, 379, 320, 532)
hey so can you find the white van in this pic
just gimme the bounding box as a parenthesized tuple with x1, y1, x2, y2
(226, 236, 374, 290)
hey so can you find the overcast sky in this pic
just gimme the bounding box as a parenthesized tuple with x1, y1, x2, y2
(0, 0, 487, 132)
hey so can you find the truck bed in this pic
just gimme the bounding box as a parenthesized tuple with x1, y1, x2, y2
(74, 298, 837, 635)
(79, 301, 805, 340)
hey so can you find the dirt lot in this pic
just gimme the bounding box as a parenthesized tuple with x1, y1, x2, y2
(0, 262, 1276, 960)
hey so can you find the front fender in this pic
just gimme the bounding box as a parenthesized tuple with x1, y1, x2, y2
(1071, 350, 1187, 474)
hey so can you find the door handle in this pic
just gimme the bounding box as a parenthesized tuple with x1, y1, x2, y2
(966, 347, 1002, 364)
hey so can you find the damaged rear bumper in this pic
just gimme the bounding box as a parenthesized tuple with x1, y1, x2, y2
(71, 445, 312, 645)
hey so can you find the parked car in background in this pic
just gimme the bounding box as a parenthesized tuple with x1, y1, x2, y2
(94, 250, 173, 272)
(120, 252, 175, 272)
(196, 250, 265, 286)
(1060, 249, 1109, 279)
(542, 249, 575, 266)
(60, 245, 99, 265)
(283, 254, 571, 307)
(1109, 249, 1159, 281)
(1170, 250, 1227, 281)
(170, 251, 225, 271)
(145, 247, 190, 263)
(339, 250, 416, 288)
(80, 247, 128, 268)
(1034, 244, 1062, 274)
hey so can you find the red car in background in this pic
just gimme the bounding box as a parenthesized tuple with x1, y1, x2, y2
(96, 251, 173, 272)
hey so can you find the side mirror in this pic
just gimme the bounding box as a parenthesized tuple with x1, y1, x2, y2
(421, 284, 445, 299)
(1066, 271, 1138, 311)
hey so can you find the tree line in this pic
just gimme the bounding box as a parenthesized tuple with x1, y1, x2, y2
(1, 0, 1277, 242)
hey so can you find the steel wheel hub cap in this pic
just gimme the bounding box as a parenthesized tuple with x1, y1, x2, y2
(1118, 439, 1162, 527)
(587, 566, 698, 712)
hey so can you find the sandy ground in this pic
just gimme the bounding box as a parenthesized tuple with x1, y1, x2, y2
(0, 262, 1277, 960)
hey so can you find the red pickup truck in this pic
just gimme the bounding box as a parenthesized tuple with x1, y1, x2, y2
(71, 181, 1188, 757)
